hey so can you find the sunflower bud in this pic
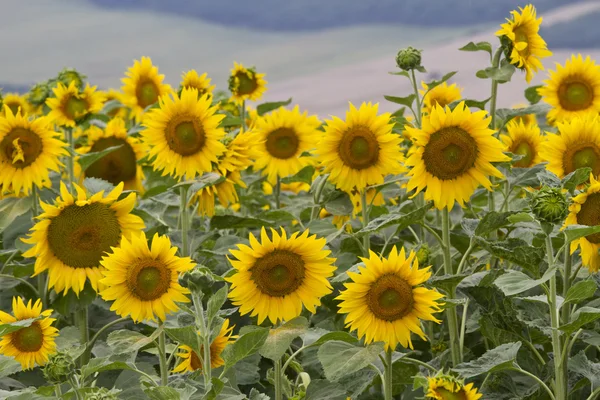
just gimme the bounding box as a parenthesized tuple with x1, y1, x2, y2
(28, 83, 50, 106)
(395, 47, 423, 71)
(42, 352, 75, 384)
(180, 267, 214, 294)
(530, 186, 569, 224)
(57, 68, 86, 89)
(84, 388, 120, 400)
(416, 244, 430, 266)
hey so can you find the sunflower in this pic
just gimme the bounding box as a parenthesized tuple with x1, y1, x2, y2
(227, 228, 336, 324)
(180, 70, 215, 98)
(318, 102, 405, 193)
(426, 376, 482, 400)
(0, 297, 58, 370)
(349, 187, 386, 217)
(501, 120, 543, 168)
(22, 182, 144, 295)
(228, 62, 267, 104)
(218, 130, 260, 174)
(103, 89, 129, 119)
(0, 108, 67, 196)
(143, 88, 226, 180)
(172, 319, 236, 373)
(538, 54, 600, 123)
(262, 181, 310, 195)
(46, 82, 105, 127)
(2, 93, 30, 116)
(405, 102, 510, 210)
(420, 82, 462, 115)
(511, 103, 537, 126)
(121, 56, 172, 122)
(99, 232, 195, 322)
(496, 4, 552, 83)
(78, 117, 147, 192)
(337, 246, 443, 350)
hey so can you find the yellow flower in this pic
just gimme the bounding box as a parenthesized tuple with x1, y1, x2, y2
(22, 182, 144, 295)
(262, 181, 310, 195)
(99, 232, 195, 322)
(227, 228, 336, 324)
(511, 103, 537, 126)
(2, 93, 30, 116)
(228, 62, 267, 104)
(46, 82, 105, 127)
(0, 297, 58, 370)
(420, 82, 462, 115)
(426, 376, 482, 400)
(405, 102, 510, 210)
(538, 54, 600, 123)
(500, 120, 543, 168)
(103, 89, 130, 119)
(180, 70, 215, 98)
(496, 4, 552, 83)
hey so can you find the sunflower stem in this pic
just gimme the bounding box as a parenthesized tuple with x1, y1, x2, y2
(275, 358, 283, 400)
(193, 293, 211, 390)
(31, 187, 47, 308)
(383, 349, 393, 400)
(487, 48, 503, 255)
(84, 317, 128, 362)
(441, 208, 461, 367)
(158, 322, 169, 386)
(546, 235, 566, 400)
(561, 251, 572, 397)
(241, 100, 247, 132)
(361, 188, 371, 256)
(409, 69, 422, 128)
(275, 177, 281, 209)
(65, 127, 75, 194)
(310, 175, 328, 221)
(77, 307, 90, 367)
(180, 186, 190, 257)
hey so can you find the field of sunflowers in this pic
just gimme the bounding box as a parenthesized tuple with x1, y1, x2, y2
(3, 3, 600, 399)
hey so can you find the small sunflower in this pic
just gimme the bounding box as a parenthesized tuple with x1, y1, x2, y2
(143, 88, 226, 180)
(0, 298, 58, 370)
(180, 70, 215, 98)
(501, 120, 543, 168)
(99, 232, 195, 322)
(511, 103, 537, 126)
(103, 89, 129, 119)
(218, 130, 260, 174)
(496, 4, 552, 83)
(227, 228, 336, 324)
(262, 181, 310, 195)
(538, 54, 600, 123)
(78, 117, 147, 192)
(121, 57, 172, 122)
(2, 93, 30, 116)
(405, 102, 510, 210)
(22, 182, 145, 295)
(253, 106, 320, 183)
(420, 82, 462, 115)
(228, 62, 267, 104)
(46, 82, 105, 127)
(426, 375, 482, 400)
(0, 108, 67, 195)
(172, 319, 236, 373)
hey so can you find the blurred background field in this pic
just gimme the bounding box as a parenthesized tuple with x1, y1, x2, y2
(1, 0, 599, 117)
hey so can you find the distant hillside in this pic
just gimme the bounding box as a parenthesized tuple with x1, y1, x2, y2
(88, 0, 587, 32)
(542, 10, 600, 49)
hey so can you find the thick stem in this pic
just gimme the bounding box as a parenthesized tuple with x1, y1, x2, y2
(77, 307, 89, 366)
(410, 69, 422, 127)
(442, 208, 461, 366)
(562, 253, 572, 325)
(361, 189, 371, 256)
(275, 177, 281, 209)
(275, 359, 283, 400)
(546, 236, 565, 400)
(180, 186, 189, 257)
(384, 349, 393, 400)
(66, 128, 75, 193)
(158, 323, 168, 386)
(193, 294, 211, 390)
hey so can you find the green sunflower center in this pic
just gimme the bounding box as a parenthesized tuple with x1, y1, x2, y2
(512, 139, 535, 168)
(558, 79, 594, 111)
(127, 260, 172, 301)
(367, 274, 414, 321)
(435, 388, 468, 400)
(576, 193, 600, 244)
(563, 143, 600, 176)
(12, 323, 44, 352)
(514, 28, 530, 57)
(86, 137, 137, 185)
(423, 126, 478, 180)
(266, 128, 299, 159)
(166, 116, 206, 156)
(136, 80, 160, 109)
(64, 96, 88, 121)
(0, 127, 43, 169)
(47, 203, 122, 269)
(338, 126, 380, 170)
(251, 250, 306, 297)
(234, 72, 258, 96)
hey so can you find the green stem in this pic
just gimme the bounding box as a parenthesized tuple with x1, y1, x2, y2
(402, 356, 437, 373)
(158, 322, 168, 386)
(54, 384, 62, 397)
(410, 69, 422, 127)
(66, 128, 75, 193)
(0, 274, 38, 297)
(0, 250, 18, 274)
(180, 186, 189, 257)
(361, 188, 370, 256)
(546, 235, 565, 400)
(275, 359, 283, 400)
(384, 349, 393, 400)
(442, 208, 461, 367)
(456, 240, 475, 275)
(459, 298, 469, 361)
(31, 187, 46, 307)
(420, 223, 444, 248)
(241, 100, 247, 132)
(193, 293, 211, 390)
(77, 307, 89, 366)
(275, 177, 281, 209)
(282, 346, 307, 373)
(84, 317, 128, 362)
(510, 367, 555, 400)
(503, 181, 510, 212)
(587, 386, 600, 400)
(561, 252, 572, 393)
(489, 48, 503, 131)
(310, 176, 328, 221)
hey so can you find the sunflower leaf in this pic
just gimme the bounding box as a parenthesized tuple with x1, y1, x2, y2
(219, 116, 242, 128)
(207, 284, 229, 325)
(560, 307, 600, 335)
(281, 165, 315, 185)
(165, 326, 202, 357)
(77, 145, 124, 172)
(318, 340, 385, 382)
(107, 328, 162, 355)
(222, 327, 269, 373)
(475, 237, 545, 276)
(493, 266, 557, 296)
(259, 317, 308, 361)
(355, 201, 434, 237)
(562, 167, 592, 193)
(304, 379, 347, 400)
(424, 71, 458, 92)
(210, 215, 273, 230)
(257, 98, 292, 116)
(459, 41, 492, 58)
(525, 85, 543, 105)
(564, 280, 597, 305)
(563, 225, 600, 243)
(384, 94, 416, 108)
(452, 342, 522, 378)
(0, 317, 40, 336)
(0, 196, 32, 232)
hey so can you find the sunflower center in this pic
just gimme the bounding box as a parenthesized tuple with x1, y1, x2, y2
(367, 274, 414, 321)
(190, 350, 202, 370)
(563, 143, 600, 176)
(558, 80, 593, 111)
(136, 80, 160, 108)
(576, 193, 600, 244)
(86, 137, 137, 185)
(235, 72, 258, 95)
(166, 116, 206, 156)
(512, 140, 535, 168)
(265, 128, 299, 159)
(435, 388, 468, 400)
(127, 260, 172, 301)
(423, 126, 478, 180)
(12, 323, 43, 352)
(251, 250, 305, 297)
(64, 96, 88, 121)
(47, 203, 122, 269)
(514, 28, 530, 57)
(338, 126, 380, 170)
(0, 127, 44, 169)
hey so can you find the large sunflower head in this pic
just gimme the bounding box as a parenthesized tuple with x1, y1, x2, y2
(426, 375, 483, 400)
(78, 117, 147, 192)
(252, 106, 321, 183)
(142, 88, 227, 180)
(0, 108, 67, 196)
(172, 319, 236, 373)
(228, 62, 267, 104)
(22, 182, 145, 295)
(539, 114, 600, 179)
(0, 297, 58, 370)
(121, 56, 173, 122)
(496, 4, 552, 83)
(318, 102, 405, 193)
(227, 228, 336, 325)
(46, 82, 105, 127)
(100, 232, 195, 322)
(405, 102, 510, 210)
(336, 246, 444, 350)
(420, 82, 462, 115)
(538, 54, 600, 123)
(180, 70, 215, 99)
(2, 93, 30, 116)
(501, 119, 543, 168)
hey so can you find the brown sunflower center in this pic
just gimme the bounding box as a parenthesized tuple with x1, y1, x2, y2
(86, 137, 137, 185)
(511, 139, 535, 168)
(423, 126, 478, 180)
(577, 192, 600, 244)
(190, 350, 202, 370)
(166, 115, 206, 156)
(563, 143, 600, 176)
(265, 128, 299, 159)
(367, 274, 414, 321)
(127, 260, 172, 301)
(234, 72, 258, 95)
(558, 79, 593, 111)
(0, 128, 43, 168)
(12, 322, 44, 352)
(136, 80, 159, 108)
(64, 96, 89, 121)
(435, 388, 468, 400)
(47, 203, 122, 269)
(338, 126, 380, 170)
(251, 250, 305, 297)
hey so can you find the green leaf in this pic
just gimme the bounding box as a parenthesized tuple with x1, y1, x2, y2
(0, 317, 39, 336)
(564, 280, 597, 305)
(170, 173, 225, 197)
(475, 237, 545, 274)
(210, 215, 273, 230)
(425, 71, 458, 91)
(207, 285, 229, 324)
(384, 94, 416, 108)
(496, 103, 551, 127)
(107, 328, 161, 355)
(525, 85, 543, 105)
(459, 41, 492, 57)
(220, 116, 242, 127)
(564, 224, 600, 243)
(569, 351, 600, 388)
(77, 145, 123, 172)
(165, 326, 201, 356)
(388, 71, 410, 78)
(144, 386, 181, 400)
(475, 211, 521, 237)
(281, 165, 315, 185)
(0, 355, 21, 378)
(257, 98, 292, 116)
(560, 307, 600, 335)
(493, 266, 557, 296)
(303, 330, 359, 347)
(453, 342, 522, 378)
(260, 317, 308, 361)
(507, 212, 535, 224)
(318, 340, 385, 382)
(0, 196, 32, 232)
(305, 379, 347, 400)
(355, 201, 433, 237)
(256, 209, 297, 223)
(80, 358, 137, 379)
(477, 63, 515, 83)
(429, 274, 469, 294)
(324, 191, 353, 216)
(222, 327, 269, 371)
(55, 326, 85, 359)
(562, 167, 592, 193)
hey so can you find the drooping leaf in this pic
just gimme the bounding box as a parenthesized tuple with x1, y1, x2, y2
(324, 191, 354, 216)
(453, 342, 522, 378)
(475, 211, 521, 237)
(0, 317, 40, 336)
(384, 94, 416, 108)
(476, 63, 515, 83)
(429, 274, 470, 294)
(564, 280, 597, 305)
(77, 145, 123, 172)
(220, 116, 242, 127)
(569, 351, 600, 388)
(459, 41, 492, 57)
(355, 201, 433, 237)
(318, 340, 384, 382)
(475, 237, 545, 275)
(493, 266, 557, 296)
(496, 103, 551, 127)
(561, 167, 592, 193)
(564, 225, 600, 243)
(524, 85, 543, 105)
(144, 386, 181, 400)
(260, 317, 308, 361)
(0, 196, 33, 232)
(257, 98, 292, 116)
(302, 330, 359, 348)
(107, 329, 161, 355)
(424, 71, 458, 91)
(281, 165, 315, 185)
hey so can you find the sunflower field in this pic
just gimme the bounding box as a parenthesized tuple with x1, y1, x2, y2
(3, 4, 600, 400)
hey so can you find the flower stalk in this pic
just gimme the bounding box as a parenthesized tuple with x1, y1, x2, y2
(442, 208, 461, 366)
